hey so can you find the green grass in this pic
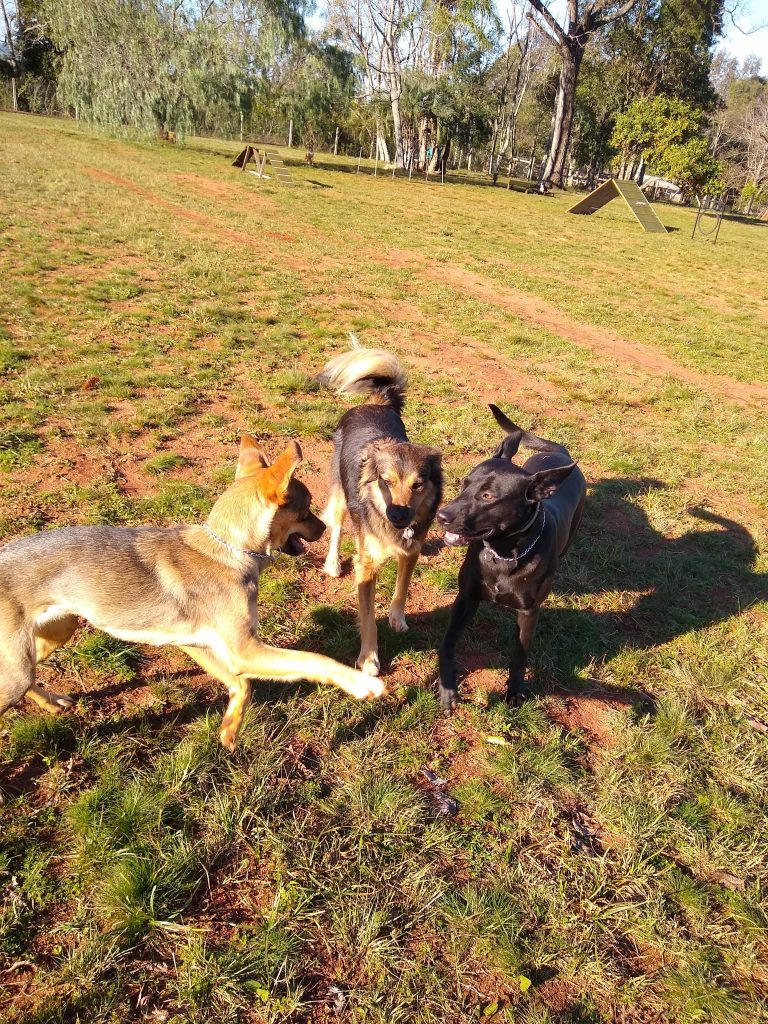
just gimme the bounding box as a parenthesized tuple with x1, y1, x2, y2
(0, 112, 766, 1023)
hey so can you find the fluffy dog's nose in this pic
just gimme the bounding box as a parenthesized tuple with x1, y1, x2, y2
(387, 506, 410, 527)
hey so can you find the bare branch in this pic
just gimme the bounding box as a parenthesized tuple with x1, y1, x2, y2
(522, 0, 567, 46)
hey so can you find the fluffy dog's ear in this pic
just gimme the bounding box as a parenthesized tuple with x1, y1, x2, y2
(489, 405, 524, 460)
(236, 434, 270, 479)
(262, 440, 302, 502)
(421, 446, 442, 481)
(525, 463, 577, 502)
(359, 440, 389, 487)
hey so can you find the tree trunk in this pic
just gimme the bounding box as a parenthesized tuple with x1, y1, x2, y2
(389, 86, 404, 167)
(541, 43, 583, 190)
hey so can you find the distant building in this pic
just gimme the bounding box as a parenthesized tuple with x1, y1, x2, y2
(641, 175, 684, 204)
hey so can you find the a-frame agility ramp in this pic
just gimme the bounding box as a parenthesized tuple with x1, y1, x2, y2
(569, 179, 666, 233)
(232, 145, 295, 186)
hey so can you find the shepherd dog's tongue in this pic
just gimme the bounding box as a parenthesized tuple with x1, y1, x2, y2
(284, 534, 306, 556)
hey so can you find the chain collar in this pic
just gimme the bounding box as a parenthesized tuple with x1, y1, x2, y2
(482, 506, 546, 568)
(204, 524, 277, 562)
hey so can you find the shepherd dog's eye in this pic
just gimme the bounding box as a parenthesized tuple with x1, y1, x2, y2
(412, 480, 423, 490)
(481, 492, 495, 501)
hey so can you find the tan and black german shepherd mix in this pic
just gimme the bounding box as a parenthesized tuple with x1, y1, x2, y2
(0, 436, 385, 750)
(318, 345, 442, 675)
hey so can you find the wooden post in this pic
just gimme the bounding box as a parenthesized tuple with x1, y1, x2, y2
(526, 139, 536, 180)
(356, 147, 362, 174)
(334, 127, 340, 156)
(288, 119, 293, 147)
(467, 151, 473, 173)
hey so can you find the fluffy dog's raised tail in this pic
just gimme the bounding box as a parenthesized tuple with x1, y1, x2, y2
(317, 341, 407, 413)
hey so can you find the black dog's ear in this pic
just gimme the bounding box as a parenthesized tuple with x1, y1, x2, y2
(525, 463, 577, 502)
(489, 404, 524, 460)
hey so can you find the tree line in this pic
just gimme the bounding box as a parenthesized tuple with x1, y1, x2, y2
(1, 0, 766, 206)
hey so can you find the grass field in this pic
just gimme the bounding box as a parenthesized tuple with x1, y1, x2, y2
(1, 111, 767, 1024)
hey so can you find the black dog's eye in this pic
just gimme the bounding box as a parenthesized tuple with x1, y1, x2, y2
(481, 492, 495, 501)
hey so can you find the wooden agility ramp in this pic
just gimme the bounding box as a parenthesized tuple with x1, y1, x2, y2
(232, 145, 295, 186)
(569, 179, 666, 233)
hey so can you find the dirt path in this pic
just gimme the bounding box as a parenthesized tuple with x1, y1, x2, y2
(391, 258, 768, 412)
(81, 166, 306, 266)
(81, 165, 767, 412)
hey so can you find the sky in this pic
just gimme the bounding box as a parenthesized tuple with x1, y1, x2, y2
(718, 0, 768, 71)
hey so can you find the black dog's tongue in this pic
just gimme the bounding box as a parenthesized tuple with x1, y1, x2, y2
(443, 531, 468, 546)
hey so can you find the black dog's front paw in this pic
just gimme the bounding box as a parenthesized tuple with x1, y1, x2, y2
(505, 678, 526, 708)
(438, 681, 458, 715)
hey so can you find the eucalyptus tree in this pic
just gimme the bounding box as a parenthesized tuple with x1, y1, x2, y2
(486, 6, 547, 175)
(328, 0, 425, 165)
(521, 0, 640, 188)
(392, 0, 498, 170)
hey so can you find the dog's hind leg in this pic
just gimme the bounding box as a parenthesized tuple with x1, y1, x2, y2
(323, 485, 347, 578)
(507, 607, 539, 706)
(389, 551, 419, 632)
(179, 645, 252, 752)
(27, 614, 79, 713)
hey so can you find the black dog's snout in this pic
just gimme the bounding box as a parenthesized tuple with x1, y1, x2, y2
(387, 505, 411, 527)
(436, 508, 451, 526)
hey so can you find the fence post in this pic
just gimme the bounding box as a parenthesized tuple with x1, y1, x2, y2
(334, 126, 339, 156)
(288, 119, 293, 147)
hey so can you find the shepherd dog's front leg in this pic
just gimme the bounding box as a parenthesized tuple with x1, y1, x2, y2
(181, 643, 385, 751)
(180, 646, 253, 751)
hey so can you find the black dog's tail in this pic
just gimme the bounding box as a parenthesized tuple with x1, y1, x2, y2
(489, 404, 570, 459)
(317, 336, 407, 414)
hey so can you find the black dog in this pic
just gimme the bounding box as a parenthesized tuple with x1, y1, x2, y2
(436, 405, 586, 711)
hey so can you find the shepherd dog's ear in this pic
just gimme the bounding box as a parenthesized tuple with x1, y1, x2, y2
(262, 440, 302, 503)
(236, 434, 270, 479)
(489, 404, 525, 460)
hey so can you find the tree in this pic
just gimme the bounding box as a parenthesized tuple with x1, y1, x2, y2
(611, 95, 725, 197)
(486, 8, 545, 176)
(39, 0, 305, 136)
(328, 0, 422, 166)
(1, 0, 19, 109)
(522, 0, 639, 189)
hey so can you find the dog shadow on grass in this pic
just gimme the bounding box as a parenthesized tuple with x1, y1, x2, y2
(306, 476, 765, 715)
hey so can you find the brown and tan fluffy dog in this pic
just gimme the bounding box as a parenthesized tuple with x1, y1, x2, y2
(0, 436, 385, 750)
(318, 345, 442, 676)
